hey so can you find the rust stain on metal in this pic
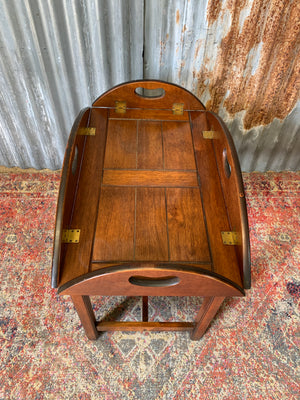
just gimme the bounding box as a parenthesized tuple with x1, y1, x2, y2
(176, 9, 180, 25)
(206, 0, 224, 25)
(197, 0, 300, 130)
(194, 39, 202, 60)
(160, 35, 169, 66)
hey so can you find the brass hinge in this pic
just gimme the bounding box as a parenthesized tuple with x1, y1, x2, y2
(78, 127, 96, 136)
(221, 231, 240, 245)
(115, 101, 127, 114)
(172, 103, 184, 115)
(203, 131, 219, 139)
(62, 229, 80, 243)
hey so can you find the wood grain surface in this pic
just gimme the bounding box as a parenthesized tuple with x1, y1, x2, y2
(53, 81, 249, 340)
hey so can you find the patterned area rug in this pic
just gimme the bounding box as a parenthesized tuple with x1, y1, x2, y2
(0, 169, 299, 399)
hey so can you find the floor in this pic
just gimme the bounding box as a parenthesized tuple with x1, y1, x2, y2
(0, 169, 299, 399)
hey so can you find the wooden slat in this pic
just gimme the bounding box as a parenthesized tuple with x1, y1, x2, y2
(163, 121, 196, 170)
(166, 188, 211, 262)
(137, 121, 163, 169)
(102, 170, 198, 187)
(135, 188, 169, 261)
(103, 119, 137, 168)
(93, 187, 135, 261)
(191, 112, 243, 288)
(96, 321, 194, 332)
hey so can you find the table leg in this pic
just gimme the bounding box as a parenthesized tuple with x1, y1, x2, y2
(71, 295, 99, 340)
(191, 297, 225, 340)
(142, 296, 149, 322)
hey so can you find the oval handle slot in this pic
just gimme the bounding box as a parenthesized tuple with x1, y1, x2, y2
(71, 145, 79, 175)
(222, 148, 232, 178)
(134, 87, 165, 99)
(129, 276, 180, 287)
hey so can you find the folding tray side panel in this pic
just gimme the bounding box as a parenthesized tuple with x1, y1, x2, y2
(55, 108, 110, 288)
(206, 111, 251, 289)
(51, 108, 91, 288)
(92, 79, 205, 111)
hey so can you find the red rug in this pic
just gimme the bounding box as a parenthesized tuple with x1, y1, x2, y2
(0, 169, 299, 399)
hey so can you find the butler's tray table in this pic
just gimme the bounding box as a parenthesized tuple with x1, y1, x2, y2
(52, 80, 251, 340)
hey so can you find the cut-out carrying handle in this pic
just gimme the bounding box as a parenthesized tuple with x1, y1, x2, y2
(222, 148, 232, 178)
(134, 86, 165, 99)
(129, 276, 180, 287)
(92, 80, 205, 110)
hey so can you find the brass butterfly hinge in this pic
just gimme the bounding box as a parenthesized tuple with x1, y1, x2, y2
(221, 231, 240, 245)
(78, 127, 96, 136)
(203, 131, 219, 139)
(62, 229, 81, 243)
(172, 103, 184, 115)
(115, 101, 127, 114)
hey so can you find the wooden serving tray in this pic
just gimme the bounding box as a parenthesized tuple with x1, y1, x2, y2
(52, 80, 250, 340)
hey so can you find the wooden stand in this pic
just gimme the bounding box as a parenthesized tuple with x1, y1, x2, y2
(52, 80, 250, 340)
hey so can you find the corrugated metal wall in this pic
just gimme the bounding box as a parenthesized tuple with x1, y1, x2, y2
(0, 0, 143, 169)
(0, 0, 299, 171)
(144, 0, 300, 171)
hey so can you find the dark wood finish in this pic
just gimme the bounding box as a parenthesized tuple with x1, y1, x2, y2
(109, 108, 190, 121)
(137, 121, 163, 169)
(52, 108, 109, 287)
(57, 108, 109, 286)
(163, 121, 196, 170)
(102, 170, 198, 187)
(104, 119, 137, 169)
(166, 188, 210, 262)
(191, 297, 225, 340)
(51, 107, 90, 288)
(58, 267, 243, 297)
(93, 80, 205, 111)
(71, 295, 99, 340)
(191, 112, 243, 288)
(142, 296, 149, 322)
(205, 111, 251, 288)
(93, 187, 135, 261)
(135, 188, 169, 261)
(52, 80, 250, 341)
(97, 322, 194, 332)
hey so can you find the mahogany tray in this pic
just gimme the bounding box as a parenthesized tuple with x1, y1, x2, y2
(52, 80, 250, 340)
